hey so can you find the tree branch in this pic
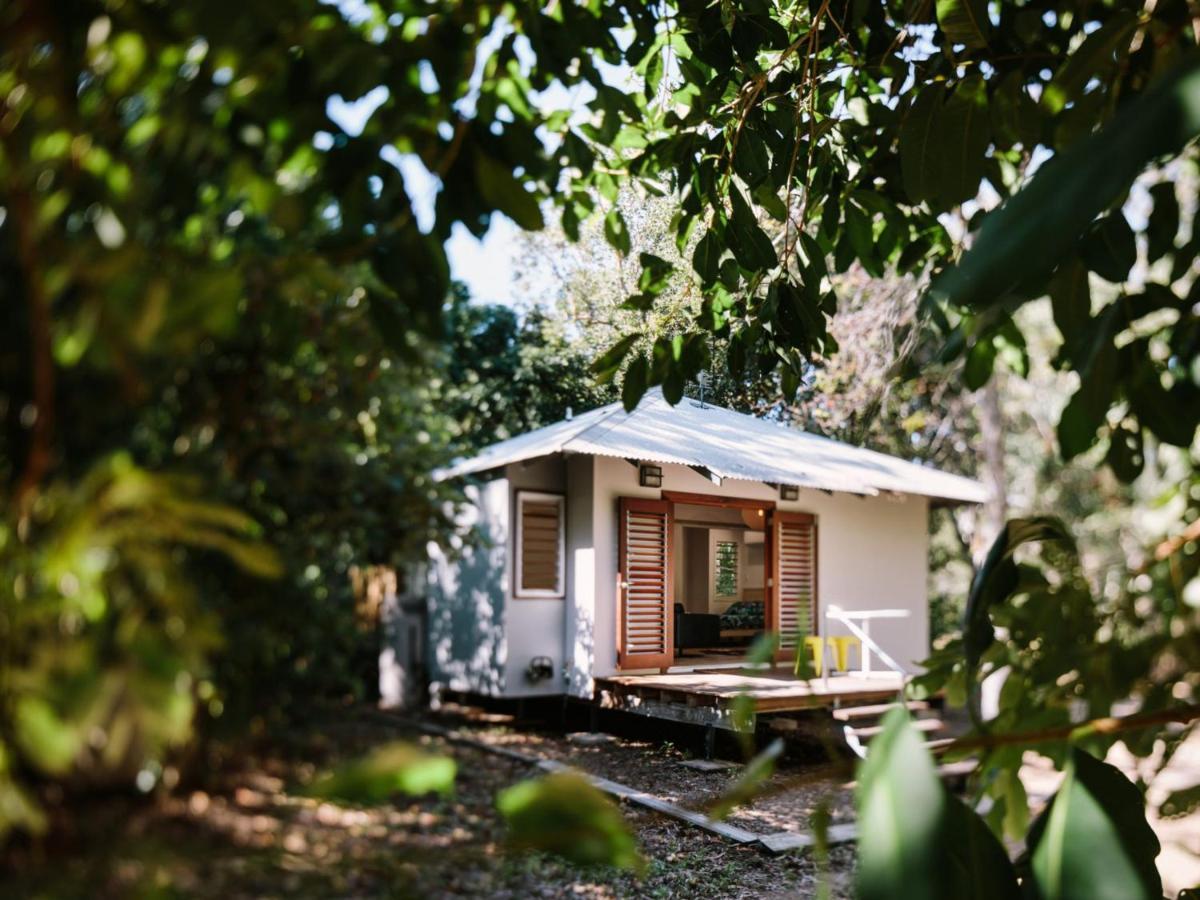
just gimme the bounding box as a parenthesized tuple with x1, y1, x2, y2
(933, 702, 1200, 757)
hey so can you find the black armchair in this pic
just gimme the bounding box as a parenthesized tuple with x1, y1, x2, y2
(674, 603, 721, 651)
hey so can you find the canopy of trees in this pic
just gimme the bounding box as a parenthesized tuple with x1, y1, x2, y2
(3, 0, 1199, 895)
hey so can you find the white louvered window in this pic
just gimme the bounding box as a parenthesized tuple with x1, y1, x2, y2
(715, 540, 738, 597)
(515, 491, 565, 599)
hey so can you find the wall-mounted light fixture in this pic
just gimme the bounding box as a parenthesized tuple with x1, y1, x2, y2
(639, 464, 663, 488)
(779, 484, 799, 501)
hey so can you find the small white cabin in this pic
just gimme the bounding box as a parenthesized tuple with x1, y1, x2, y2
(421, 389, 985, 704)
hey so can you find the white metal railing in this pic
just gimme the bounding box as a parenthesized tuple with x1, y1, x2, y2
(821, 604, 910, 690)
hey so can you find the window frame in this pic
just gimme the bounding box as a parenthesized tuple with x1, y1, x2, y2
(714, 539, 739, 598)
(513, 490, 566, 600)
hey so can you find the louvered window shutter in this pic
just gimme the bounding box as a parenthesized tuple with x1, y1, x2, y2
(617, 497, 673, 669)
(515, 492, 564, 598)
(773, 512, 817, 651)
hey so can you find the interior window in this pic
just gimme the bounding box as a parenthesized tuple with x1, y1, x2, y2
(516, 491, 564, 598)
(714, 540, 738, 597)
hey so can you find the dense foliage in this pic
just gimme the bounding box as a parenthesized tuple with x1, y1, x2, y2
(4, 0, 1200, 895)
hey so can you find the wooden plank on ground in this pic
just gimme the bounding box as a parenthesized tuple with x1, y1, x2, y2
(758, 822, 858, 854)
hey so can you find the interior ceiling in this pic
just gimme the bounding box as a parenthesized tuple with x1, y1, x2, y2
(674, 503, 766, 531)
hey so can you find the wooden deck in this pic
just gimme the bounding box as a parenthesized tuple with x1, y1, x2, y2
(595, 667, 907, 728)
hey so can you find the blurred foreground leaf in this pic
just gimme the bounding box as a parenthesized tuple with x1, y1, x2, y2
(708, 738, 783, 820)
(0, 746, 46, 842)
(964, 517, 1075, 673)
(306, 743, 456, 805)
(496, 771, 644, 872)
(1025, 749, 1162, 900)
(932, 54, 1200, 310)
(857, 709, 1019, 900)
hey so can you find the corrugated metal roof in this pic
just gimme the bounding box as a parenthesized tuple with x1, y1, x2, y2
(437, 389, 988, 505)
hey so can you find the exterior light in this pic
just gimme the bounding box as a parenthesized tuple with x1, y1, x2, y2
(639, 464, 663, 488)
(779, 484, 799, 501)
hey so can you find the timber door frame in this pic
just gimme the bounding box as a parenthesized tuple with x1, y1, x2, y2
(663, 491, 776, 667)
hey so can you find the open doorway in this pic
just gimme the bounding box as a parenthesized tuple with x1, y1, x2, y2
(670, 500, 769, 663)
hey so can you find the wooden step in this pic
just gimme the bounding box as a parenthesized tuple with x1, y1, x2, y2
(846, 717, 944, 740)
(831, 700, 929, 722)
(935, 760, 977, 781)
(923, 737, 956, 753)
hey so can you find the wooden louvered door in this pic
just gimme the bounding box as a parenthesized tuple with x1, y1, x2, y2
(771, 511, 817, 658)
(617, 497, 674, 670)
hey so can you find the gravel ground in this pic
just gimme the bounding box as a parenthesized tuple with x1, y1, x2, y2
(5, 706, 857, 900)
(427, 704, 858, 838)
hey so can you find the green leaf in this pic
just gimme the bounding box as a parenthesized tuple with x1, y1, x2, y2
(935, 74, 991, 210)
(497, 771, 644, 871)
(728, 188, 778, 270)
(964, 518, 1076, 673)
(857, 709, 1021, 900)
(752, 181, 788, 221)
(14, 697, 80, 777)
(845, 203, 876, 265)
(936, 0, 990, 49)
(1127, 348, 1199, 447)
(732, 126, 770, 187)
(637, 252, 673, 295)
(1057, 340, 1117, 460)
(604, 208, 631, 255)
(900, 86, 944, 205)
(708, 738, 783, 820)
(857, 708, 946, 900)
(306, 743, 456, 804)
(1106, 422, 1145, 483)
(1080, 214, 1136, 283)
(693, 229, 723, 285)
(622, 352, 649, 411)
(1146, 182, 1180, 262)
(590, 333, 640, 383)
(1028, 749, 1161, 900)
(746, 631, 780, 665)
(1042, 11, 1138, 115)
(474, 152, 544, 231)
(562, 203, 582, 242)
(991, 70, 1041, 149)
(0, 750, 47, 841)
(963, 337, 996, 390)
(662, 364, 684, 403)
(932, 55, 1200, 309)
(1048, 259, 1091, 348)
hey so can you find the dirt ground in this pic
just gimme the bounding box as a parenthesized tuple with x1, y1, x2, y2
(427, 702, 858, 838)
(4, 705, 857, 900)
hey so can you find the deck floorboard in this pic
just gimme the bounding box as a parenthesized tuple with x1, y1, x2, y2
(596, 669, 906, 713)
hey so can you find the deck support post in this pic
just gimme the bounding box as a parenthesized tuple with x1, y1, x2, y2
(704, 724, 716, 760)
(589, 702, 599, 733)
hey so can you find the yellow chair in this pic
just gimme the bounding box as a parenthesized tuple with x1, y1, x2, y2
(828, 636, 861, 673)
(797, 636, 826, 677)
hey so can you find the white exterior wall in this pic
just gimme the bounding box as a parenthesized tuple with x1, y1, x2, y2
(578, 456, 930, 693)
(426, 457, 568, 699)
(426, 478, 509, 696)
(505, 457, 568, 697)
(565, 454, 596, 696)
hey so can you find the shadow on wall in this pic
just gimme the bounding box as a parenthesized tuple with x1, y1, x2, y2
(426, 500, 507, 696)
(568, 607, 595, 697)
